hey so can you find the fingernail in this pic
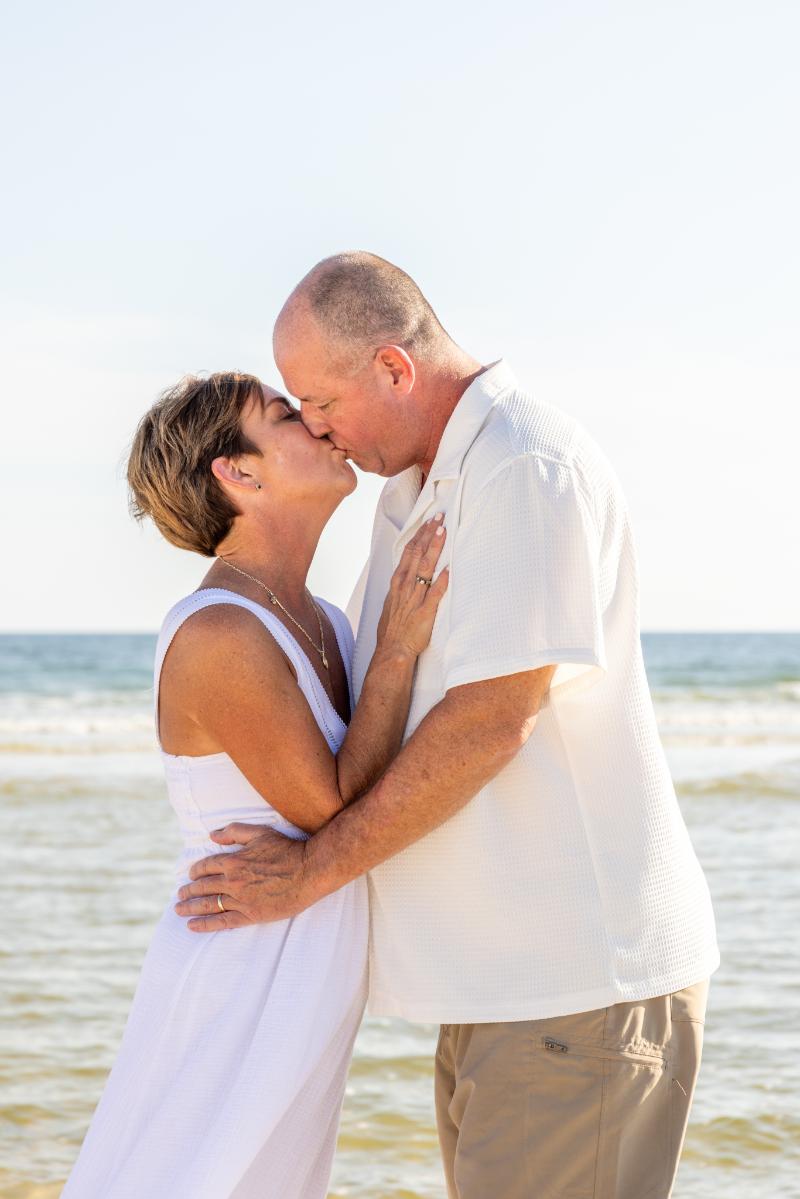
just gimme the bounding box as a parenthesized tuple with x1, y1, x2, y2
(436, 525, 445, 536)
(434, 512, 444, 521)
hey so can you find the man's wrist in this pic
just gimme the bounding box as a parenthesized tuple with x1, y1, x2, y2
(303, 822, 346, 903)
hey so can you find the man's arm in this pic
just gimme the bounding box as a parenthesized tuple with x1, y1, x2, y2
(307, 663, 556, 891)
(175, 663, 555, 930)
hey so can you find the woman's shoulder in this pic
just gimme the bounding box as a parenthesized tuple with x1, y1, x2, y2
(158, 590, 292, 666)
(158, 588, 254, 639)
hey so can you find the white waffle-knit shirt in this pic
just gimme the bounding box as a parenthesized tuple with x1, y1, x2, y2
(347, 360, 719, 1023)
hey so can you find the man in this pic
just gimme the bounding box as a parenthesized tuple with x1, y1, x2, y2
(175, 252, 719, 1198)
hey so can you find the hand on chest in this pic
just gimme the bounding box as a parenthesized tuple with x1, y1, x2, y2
(390, 477, 458, 573)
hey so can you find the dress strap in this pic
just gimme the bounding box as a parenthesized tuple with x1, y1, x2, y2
(314, 597, 355, 713)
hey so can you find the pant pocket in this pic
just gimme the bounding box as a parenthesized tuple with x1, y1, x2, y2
(528, 1036, 670, 1199)
(666, 994, 706, 1191)
(527, 1039, 606, 1198)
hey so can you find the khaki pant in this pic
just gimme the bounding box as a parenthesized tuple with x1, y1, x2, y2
(434, 979, 709, 1199)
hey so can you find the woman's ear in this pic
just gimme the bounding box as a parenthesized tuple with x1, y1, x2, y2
(211, 456, 259, 491)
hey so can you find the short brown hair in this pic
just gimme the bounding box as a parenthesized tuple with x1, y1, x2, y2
(127, 371, 264, 556)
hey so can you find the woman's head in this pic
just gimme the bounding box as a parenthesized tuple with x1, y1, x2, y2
(127, 371, 355, 556)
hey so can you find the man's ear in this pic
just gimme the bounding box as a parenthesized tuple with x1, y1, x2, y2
(375, 345, 416, 393)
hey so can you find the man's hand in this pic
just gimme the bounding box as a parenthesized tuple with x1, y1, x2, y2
(174, 665, 555, 934)
(173, 823, 314, 931)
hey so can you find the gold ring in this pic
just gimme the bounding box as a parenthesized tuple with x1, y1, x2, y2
(415, 575, 432, 587)
(216, 894, 225, 912)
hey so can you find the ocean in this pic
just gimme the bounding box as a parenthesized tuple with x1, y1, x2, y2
(1, 631, 798, 1198)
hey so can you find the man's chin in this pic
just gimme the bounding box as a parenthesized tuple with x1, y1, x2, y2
(346, 451, 396, 477)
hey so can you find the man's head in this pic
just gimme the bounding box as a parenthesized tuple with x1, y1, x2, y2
(273, 252, 458, 476)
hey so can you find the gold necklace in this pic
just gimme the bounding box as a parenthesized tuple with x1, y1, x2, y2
(218, 559, 329, 670)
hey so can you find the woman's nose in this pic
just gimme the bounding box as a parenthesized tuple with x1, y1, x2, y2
(299, 401, 332, 438)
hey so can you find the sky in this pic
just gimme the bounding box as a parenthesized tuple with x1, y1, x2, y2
(1, 0, 797, 631)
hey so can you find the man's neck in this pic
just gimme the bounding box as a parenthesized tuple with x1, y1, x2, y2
(415, 357, 487, 480)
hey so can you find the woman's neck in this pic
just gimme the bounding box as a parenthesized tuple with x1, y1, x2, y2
(205, 513, 323, 612)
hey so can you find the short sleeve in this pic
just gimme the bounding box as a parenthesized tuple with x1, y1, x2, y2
(443, 454, 607, 695)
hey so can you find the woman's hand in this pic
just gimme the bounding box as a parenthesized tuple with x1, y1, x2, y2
(375, 515, 449, 659)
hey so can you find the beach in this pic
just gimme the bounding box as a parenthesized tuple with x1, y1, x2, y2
(1, 630, 797, 1198)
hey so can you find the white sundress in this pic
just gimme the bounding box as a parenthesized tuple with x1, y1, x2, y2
(62, 588, 369, 1199)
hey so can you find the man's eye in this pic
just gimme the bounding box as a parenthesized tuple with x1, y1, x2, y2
(319, 400, 334, 412)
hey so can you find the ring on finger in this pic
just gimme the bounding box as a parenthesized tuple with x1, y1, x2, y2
(415, 575, 433, 586)
(216, 893, 226, 912)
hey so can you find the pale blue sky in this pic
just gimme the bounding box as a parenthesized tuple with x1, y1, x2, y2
(1, 0, 797, 631)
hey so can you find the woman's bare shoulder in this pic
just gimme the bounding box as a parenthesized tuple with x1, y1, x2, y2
(164, 601, 297, 681)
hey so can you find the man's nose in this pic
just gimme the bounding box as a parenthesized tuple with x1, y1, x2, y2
(299, 401, 332, 438)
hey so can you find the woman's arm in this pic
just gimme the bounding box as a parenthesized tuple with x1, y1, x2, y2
(334, 516, 448, 804)
(159, 520, 448, 834)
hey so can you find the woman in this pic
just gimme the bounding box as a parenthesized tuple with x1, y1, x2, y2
(62, 371, 448, 1198)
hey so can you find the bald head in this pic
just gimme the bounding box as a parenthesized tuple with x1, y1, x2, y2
(275, 251, 449, 371)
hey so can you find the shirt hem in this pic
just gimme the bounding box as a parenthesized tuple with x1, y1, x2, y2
(443, 648, 607, 694)
(366, 949, 721, 1024)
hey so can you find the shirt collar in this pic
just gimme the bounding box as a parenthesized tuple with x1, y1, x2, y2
(380, 359, 516, 531)
(424, 358, 516, 484)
